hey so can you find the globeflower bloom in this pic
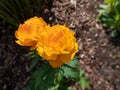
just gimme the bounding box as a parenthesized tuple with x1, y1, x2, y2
(36, 25, 78, 68)
(15, 17, 47, 50)
(15, 16, 78, 68)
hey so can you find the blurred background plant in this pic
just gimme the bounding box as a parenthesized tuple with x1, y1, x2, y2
(0, 0, 52, 35)
(98, 0, 120, 37)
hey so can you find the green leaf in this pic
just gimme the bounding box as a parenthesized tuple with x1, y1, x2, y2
(111, 30, 118, 37)
(23, 62, 57, 90)
(67, 57, 80, 68)
(57, 71, 64, 82)
(48, 85, 59, 90)
(79, 69, 85, 77)
(61, 65, 80, 80)
(43, 69, 56, 90)
(60, 58, 80, 80)
(115, 12, 120, 22)
(78, 70, 90, 89)
(61, 57, 90, 89)
(27, 57, 39, 71)
(31, 62, 51, 79)
(27, 50, 42, 71)
(99, 4, 109, 10)
(105, 0, 113, 4)
(79, 77, 90, 90)
(58, 85, 71, 90)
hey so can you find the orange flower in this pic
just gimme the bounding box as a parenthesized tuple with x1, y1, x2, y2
(15, 16, 78, 68)
(15, 17, 47, 50)
(36, 25, 78, 68)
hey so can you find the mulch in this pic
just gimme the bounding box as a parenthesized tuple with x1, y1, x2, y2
(0, 0, 120, 90)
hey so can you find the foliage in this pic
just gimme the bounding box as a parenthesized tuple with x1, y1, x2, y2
(23, 56, 90, 90)
(98, 0, 120, 37)
(79, 69, 90, 89)
(0, 0, 44, 30)
(23, 62, 56, 90)
(27, 50, 43, 71)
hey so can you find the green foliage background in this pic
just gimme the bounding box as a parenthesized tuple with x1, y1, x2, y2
(0, 0, 48, 30)
(98, 0, 120, 37)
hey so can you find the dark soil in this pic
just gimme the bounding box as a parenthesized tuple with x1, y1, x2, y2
(0, 0, 120, 90)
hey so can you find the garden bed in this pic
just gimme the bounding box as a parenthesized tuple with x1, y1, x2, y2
(0, 0, 120, 90)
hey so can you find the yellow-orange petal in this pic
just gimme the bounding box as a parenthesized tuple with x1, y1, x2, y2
(15, 16, 47, 49)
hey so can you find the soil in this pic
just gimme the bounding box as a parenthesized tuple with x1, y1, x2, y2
(0, 0, 120, 90)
